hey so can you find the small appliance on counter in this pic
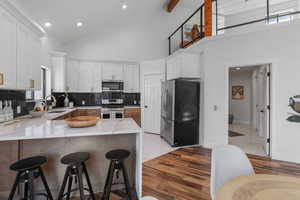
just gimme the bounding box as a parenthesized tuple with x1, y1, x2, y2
(160, 78, 200, 147)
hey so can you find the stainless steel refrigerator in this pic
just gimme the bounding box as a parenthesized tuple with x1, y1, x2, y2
(161, 78, 200, 147)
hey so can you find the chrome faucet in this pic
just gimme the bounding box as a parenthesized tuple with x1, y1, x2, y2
(44, 95, 57, 108)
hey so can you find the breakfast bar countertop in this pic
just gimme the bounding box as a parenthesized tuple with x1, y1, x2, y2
(0, 117, 142, 142)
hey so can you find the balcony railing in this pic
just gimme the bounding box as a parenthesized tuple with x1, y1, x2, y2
(168, 0, 300, 55)
(168, 0, 218, 55)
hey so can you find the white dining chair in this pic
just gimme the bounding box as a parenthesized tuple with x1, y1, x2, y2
(141, 197, 158, 200)
(210, 145, 255, 200)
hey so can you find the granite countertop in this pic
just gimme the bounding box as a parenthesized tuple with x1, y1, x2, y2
(0, 117, 141, 142)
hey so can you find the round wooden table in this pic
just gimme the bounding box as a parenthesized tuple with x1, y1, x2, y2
(216, 174, 300, 200)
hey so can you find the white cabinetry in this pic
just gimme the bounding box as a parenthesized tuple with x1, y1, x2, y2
(166, 51, 200, 80)
(16, 23, 41, 90)
(66, 59, 80, 92)
(102, 63, 123, 81)
(124, 64, 140, 93)
(0, 8, 17, 89)
(51, 53, 66, 92)
(78, 61, 102, 93)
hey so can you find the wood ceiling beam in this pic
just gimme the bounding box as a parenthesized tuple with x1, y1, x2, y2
(167, 0, 180, 13)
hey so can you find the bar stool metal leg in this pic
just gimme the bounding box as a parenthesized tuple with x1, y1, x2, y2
(120, 161, 132, 200)
(58, 167, 70, 200)
(102, 161, 115, 200)
(66, 174, 73, 200)
(83, 163, 96, 200)
(24, 179, 29, 200)
(76, 165, 85, 200)
(28, 171, 35, 200)
(39, 167, 54, 200)
(8, 172, 21, 200)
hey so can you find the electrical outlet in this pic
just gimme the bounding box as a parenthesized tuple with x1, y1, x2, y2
(17, 106, 21, 114)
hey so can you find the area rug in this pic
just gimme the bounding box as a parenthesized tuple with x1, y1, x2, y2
(229, 131, 244, 137)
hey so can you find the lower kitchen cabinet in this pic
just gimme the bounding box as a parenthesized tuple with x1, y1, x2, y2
(124, 107, 141, 126)
(72, 109, 101, 117)
(53, 109, 101, 120)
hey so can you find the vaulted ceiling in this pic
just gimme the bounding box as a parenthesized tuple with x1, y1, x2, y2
(10, 0, 199, 44)
(10, 0, 294, 44)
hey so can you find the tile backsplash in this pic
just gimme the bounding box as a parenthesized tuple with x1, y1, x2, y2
(0, 89, 35, 117)
(124, 93, 140, 106)
(52, 92, 140, 107)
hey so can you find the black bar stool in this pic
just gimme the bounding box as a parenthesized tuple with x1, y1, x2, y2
(58, 152, 95, 200)
(102, 149, 132, 200)
(8, 156, 53, 200)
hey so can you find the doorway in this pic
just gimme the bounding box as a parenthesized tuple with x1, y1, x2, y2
(228, 64, 271, 156)
(143, 73, 162, 134)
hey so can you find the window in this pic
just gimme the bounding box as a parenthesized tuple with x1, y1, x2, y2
(34, 66, 51, 100)
(267, 9, 293, 24)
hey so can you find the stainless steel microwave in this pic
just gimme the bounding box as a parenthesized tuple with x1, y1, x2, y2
(102, 81, 124, 92)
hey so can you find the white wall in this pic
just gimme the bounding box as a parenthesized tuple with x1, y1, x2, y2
(229, 70, 253, 125)
(64, 7, 195, 62)
(187, 18, 300, 163)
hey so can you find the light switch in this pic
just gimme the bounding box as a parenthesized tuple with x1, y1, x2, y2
(213, 105, 218, 111)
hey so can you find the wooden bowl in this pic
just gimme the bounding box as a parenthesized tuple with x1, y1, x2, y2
(65, 116, 99, 128)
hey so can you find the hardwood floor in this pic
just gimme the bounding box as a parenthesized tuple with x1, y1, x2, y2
(142, 146, 300, 200)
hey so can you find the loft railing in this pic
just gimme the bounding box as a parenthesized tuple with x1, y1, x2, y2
(168, 0, 218, 55)
(216, 0, 300, 35)
(169, 0, 300, 55)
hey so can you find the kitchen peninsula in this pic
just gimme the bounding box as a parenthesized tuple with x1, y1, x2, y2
(0, 113, 142, 199)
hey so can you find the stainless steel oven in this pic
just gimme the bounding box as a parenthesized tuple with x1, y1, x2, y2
(101, 108, 124, 119)
(102, 81, 124, 92)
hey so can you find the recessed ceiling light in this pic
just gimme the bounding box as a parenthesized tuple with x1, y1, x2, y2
(44, 22, 52, 28)
(236, 67, 241, 70)
(122, 4, 127, 10)
(76, 22, 83, 27)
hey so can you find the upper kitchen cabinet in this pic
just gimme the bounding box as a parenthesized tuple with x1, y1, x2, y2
(166, 51, 201, 80)
(124, 64, 140, 93)
(0, 8, 17, 89)
(17, 23, 42, 90)
(102, 63, 123, 81)
(78, 61, 102, 93)
(51, 52, 67, 92)
(66, 59, 79, 92)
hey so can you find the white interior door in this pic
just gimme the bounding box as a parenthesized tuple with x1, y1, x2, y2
(264, 65, 271, 156)
(256, 65, 270, 156)
(143, 74, 162, 134)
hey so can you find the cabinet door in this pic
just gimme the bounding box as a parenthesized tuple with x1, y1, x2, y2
(78, 61, 95, 92)
(17, 24, 41, 90)
(132, 65, 140, 92)
(101, 63, 113, 80)
(102, 63, 123, 80)
(66, 59, 80, 92)
(17, 24, 31, 89)
(111, 63, 123, 80)
(29, 33, 42, 90)
(0, 8, 17, 89)
(124, 64, 140, 93)
(92, 62, 102, 93)
(52, 55, 66, 92)
(166, 54, 182, 80)
(181, 53, 201, 78)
